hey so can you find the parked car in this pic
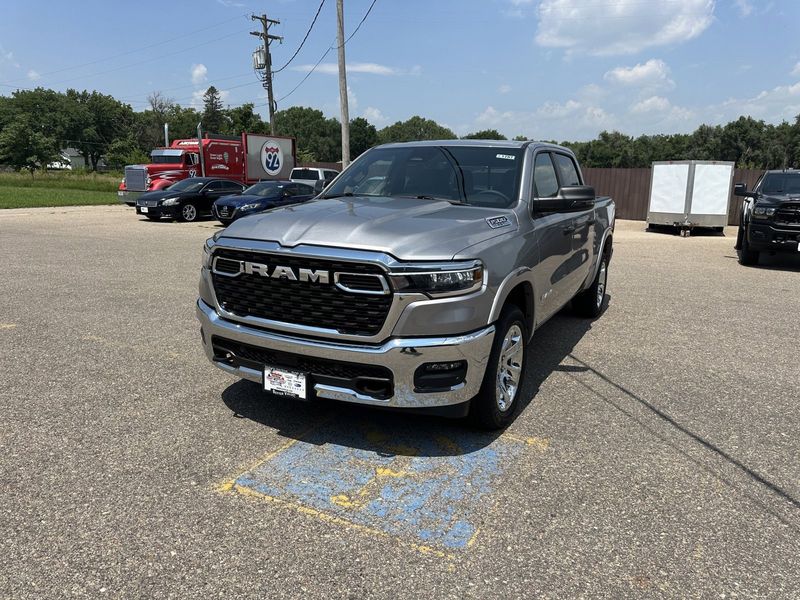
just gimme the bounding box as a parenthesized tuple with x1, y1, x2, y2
(197, 140, 615, 429)
(734, 169, 800, 265)
(135, 178, 246, 222)
(212, 180, 316, 225)
(290, 166, 339, 189)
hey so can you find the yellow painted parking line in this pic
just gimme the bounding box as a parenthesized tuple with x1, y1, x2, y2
(0, 323, 17, 330)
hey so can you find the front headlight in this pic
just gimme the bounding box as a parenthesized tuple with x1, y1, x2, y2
(238, 202, 264, 211)
(388, 261, 484, 297)
(202, 238, 214, 269)
(162, 197, 179, 206)
(753, 206, 776, 219)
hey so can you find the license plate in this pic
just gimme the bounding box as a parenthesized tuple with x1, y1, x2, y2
(263, 366, 307, 399)
(117, 191, 125, 196)
(140, 206, 148, 213)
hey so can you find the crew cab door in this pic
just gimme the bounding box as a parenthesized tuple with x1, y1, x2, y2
(552, 152, 594, 294)
(530, 151, 575, 319)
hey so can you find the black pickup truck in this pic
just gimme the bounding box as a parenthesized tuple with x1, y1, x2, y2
(734, 169, 800, 265)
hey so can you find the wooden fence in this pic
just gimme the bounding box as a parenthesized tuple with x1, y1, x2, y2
(583, 167, 763, 226)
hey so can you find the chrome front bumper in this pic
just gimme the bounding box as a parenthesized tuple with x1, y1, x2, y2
(196, 299, 495, 409)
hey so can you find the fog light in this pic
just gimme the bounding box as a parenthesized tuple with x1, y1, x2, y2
(414, 361, 468, 392)
(425, 361, 465, 372)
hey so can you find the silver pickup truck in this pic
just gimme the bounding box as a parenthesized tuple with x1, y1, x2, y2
(197, 140, 615, 429)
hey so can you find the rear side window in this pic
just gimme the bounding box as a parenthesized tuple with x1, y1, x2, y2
(296, 183, 315, 194)
(222, 181, 243, 191)
(533, 153, 559, 198)
(552, 153, 581, 186)
(291, 169, 320, 180)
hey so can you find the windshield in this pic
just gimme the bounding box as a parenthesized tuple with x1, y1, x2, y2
(167, 179, 205, 193)
(150, 154, 183, 164)
(322, 145, 524, 208)
(243, 182, 283, 198)
(291, 168, 319, 180)
(761, 173, 800, 195)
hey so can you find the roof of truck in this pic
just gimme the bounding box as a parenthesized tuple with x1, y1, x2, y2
(376, 139, 570, 152)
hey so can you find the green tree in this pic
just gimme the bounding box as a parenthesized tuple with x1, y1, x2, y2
(202, 86, 227, 133)
(225, 103, 267, 135)
(378, 116, 456, 143)
(349, 117, 378, 158)
(462, 129, 507, 140)
(64, 89, 135, 170)
(275, 106, 341, 162)
(105, 136, 149, 169)
(0, 115, 59, 175)
(513, 135, 528, 141)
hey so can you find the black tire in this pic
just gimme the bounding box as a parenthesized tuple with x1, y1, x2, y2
(738, 225, 759, 266)
(573, 255, 609, 318)
(470, 306, 527, 430)
(179, 202, 199, 222)
(145, 215, 161, 221)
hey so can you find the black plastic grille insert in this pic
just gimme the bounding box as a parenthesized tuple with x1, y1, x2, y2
(211, 249, 393, 336)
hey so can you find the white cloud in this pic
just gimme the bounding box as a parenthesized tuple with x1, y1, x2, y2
(498, 84, 512, 94)
(347, 86, 358, 111)
(26, 69, 40, 81)
(191, 63, 208, 85)
(792, 62, 800, 78)
(217, 0, 245, 7)
(630, 96, 672, 113)
(293, 63, 421, 77)
(363, 106, 389, 125)
(714, 82, 800, 123)
(734, 0, 753, 16)
(0, 45, 20, 69)
(604, 59, 674, 91)
(535, 0, 715, 56)
(475, 101, 612, 140)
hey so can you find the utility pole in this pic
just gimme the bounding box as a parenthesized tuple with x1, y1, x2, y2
(251, 14, 282, 134)
(336, 0, 350, 167)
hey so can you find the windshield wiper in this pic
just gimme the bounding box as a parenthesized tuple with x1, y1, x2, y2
(412, 195, 469, 206)
(321, 192, 354, 199)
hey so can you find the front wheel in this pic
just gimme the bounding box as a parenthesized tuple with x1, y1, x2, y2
(738, 230, 759, 266)
(179, 202, 198, 222)
(573, 256, 608, 318)
(470, 306, 527, 430)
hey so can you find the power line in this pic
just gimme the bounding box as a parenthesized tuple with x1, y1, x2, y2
(336, 0, 378, 48)
(272, 0, 326, 74)
(277, 0, 379, 103)
(276, 45, 333, 103)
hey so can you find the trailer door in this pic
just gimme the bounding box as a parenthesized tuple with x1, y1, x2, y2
(649, 163, 690, 215)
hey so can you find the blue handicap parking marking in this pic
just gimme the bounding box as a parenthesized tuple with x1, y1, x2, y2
(230, 419, 528, 550)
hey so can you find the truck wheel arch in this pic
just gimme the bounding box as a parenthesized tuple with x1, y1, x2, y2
(489, 269, 535, 339)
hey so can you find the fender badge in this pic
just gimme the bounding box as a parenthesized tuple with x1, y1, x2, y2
(486, 215, 511, 229)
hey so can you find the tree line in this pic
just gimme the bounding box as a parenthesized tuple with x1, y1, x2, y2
(1, 85, 798, 174)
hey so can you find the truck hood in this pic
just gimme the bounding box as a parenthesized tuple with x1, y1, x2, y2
(218, 195, 519, 260)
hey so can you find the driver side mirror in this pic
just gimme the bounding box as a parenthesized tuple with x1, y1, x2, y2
(734, 183, 757, 198)
(533, 185, 595, 213)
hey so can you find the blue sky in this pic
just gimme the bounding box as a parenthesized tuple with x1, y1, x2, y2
(1, 0, 798, 140)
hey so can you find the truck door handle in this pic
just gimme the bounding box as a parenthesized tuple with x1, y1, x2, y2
(562, 225, 576, 235)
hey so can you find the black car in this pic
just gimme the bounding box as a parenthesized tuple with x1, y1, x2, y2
(135, 178, 246, 222)
(734, 169, 800, 265)
(212, 180, 316, 225)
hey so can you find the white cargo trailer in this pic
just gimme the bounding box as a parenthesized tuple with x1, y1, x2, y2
(647, 160, 734, 234)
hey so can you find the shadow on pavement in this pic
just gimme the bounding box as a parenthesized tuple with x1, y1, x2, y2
(220, 302, 597, 457)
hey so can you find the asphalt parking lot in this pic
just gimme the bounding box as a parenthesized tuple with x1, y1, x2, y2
(2, 205, 800, 598)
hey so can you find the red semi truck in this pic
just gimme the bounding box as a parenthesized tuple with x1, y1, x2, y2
(118, 132, 296, 205)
